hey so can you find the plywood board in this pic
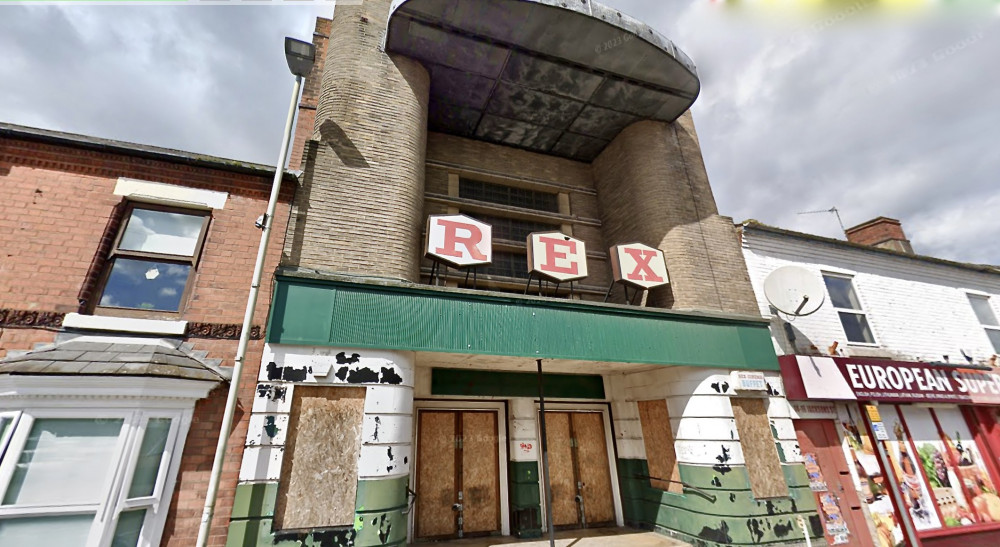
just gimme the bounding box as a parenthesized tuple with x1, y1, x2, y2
(572, 412, 616, 525)
(462, 411, 500, 534)
(416, 411, 457, 538)
(275, 386, 366, 530)
(544, 412, 579, 527)
(732, 398, 789, 499)
(638, 400, 683, 493)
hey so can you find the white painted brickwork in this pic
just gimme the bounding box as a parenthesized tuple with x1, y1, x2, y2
(743, 228, 1000, 363)
(239, 345, 415, 484)
(606, 366, 801, 466)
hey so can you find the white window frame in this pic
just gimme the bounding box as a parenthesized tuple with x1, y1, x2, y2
(822, 272, 878, 346)
(967, 293, 1000, 354)
(0, 407, 187, 547)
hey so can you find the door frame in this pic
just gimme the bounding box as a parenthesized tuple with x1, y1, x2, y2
(409, 400, 510, 541)
(533, 402, 624, 529)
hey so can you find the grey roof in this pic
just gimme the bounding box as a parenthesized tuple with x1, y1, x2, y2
(386, 0, 700, 162)
(741, 220, 1000, 276)
(0, 338, 230, 383)
(0, 122, 300, 183)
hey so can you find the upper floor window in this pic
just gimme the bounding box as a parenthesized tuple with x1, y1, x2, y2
(968, 294, 1000, 353)
(823, 274, 876, 344)
(459, 178, 559, 213)
(466, 213, 560, 244)
(96, 204, 210, 314)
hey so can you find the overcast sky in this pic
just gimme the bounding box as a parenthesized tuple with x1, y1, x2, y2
(1, 1, 997, 265)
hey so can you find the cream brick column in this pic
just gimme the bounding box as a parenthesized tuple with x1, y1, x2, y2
(283, 0, 430, 281)
(592, 114, 759, 315)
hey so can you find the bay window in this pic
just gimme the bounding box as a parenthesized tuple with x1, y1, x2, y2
(0, 410, 183, 547)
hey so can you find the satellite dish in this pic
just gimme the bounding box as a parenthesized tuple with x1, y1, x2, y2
(763, 266, 826, 317)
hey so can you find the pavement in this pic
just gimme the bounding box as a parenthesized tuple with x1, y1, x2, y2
(411, 527, 692, 546)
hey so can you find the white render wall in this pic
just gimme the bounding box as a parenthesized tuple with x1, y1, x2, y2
(742, 228, 1000, 363)
(606, 366, 802, 466)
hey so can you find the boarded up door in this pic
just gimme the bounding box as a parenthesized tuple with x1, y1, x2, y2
(415, 410, 500, 539)
(543, 411, 615, 529)
(797, 420, 874, 547)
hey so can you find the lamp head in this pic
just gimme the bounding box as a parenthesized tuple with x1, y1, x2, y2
(284, 37, 315, 78)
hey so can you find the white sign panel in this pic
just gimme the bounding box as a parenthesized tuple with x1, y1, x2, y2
(526, 232, 587, 282)
(610, 243, 669, 289)
(425, 214, 492, 268)
(871, 422, 889, 441)
(731, 371, 768, 392)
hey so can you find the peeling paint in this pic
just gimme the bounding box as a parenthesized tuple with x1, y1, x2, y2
(697, 521, 731, 543)
(337, 352, 361, 365)
(335, 367, 349, 381)
(711, 476, 722, 487)
(266, 362, 309, 382)
(256, 383, 288, 402)
(347, 367, 380, 383)
(264, 416, 279, 439)
(273, 529, 357, 547)
(712, 446, 732, 475)
(710, 381, 730, 394)
(372, 416, 381, 442)
(377, 513, 391, 544)
(747, 518, 764, 543)
(379, 367, 402, 385)
(766, 382, 781, 397)
(773, 519, 794, 538)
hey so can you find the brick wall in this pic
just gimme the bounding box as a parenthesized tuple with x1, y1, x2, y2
(0, 134, 294, 546)
(592, 115, 760, 315)
(288, 17, 332, 172)
(282, 0, 430, 281)
(742, 226, 1000, 363)
(845, 217, 914, 254)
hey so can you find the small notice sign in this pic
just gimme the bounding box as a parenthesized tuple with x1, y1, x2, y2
(871, 422, 889, 441)
(865, 405, 882, 423)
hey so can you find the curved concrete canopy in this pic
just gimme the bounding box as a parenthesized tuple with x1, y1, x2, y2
(386, 0, 701, 162)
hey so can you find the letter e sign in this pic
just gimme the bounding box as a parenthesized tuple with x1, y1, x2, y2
(527, 231, 588, 282)
(426, 214, 492, 267)
(610, 243, 669, 289)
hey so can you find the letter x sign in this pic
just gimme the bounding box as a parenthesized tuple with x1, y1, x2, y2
(610, 243, 669, 289)
(426, 214, 492, 267)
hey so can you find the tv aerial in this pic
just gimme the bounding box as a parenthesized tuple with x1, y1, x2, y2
(763, 266, 826, 317)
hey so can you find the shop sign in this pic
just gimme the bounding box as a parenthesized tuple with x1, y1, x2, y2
(784, 355, 1000, 406)
(790, 401, 838, 420)
(871, 422, 889, 441)
(527, 232, 588, 282)
(610, 243, 669, 289)
(731, 371, 767, 391)
(426, 214, 492, 267)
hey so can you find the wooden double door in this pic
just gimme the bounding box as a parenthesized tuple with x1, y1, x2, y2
(543, 411, 616, 529)
(415, 410, 501, 539)
(796, 420, 874, 547)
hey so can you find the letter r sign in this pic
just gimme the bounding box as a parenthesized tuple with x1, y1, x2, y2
(610, 243, 669, 289)
(426, 214, 492, 267)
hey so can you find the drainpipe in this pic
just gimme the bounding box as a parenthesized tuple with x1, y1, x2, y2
(195, 72, 305, 547)
(537, 359, 556, 546)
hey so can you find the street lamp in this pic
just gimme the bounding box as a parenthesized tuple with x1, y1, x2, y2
(196, 37, 315, 547)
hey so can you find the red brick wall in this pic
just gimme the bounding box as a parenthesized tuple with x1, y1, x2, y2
(0, 134, 294, 546)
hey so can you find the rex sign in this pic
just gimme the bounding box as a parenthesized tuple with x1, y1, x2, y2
(526, 232, 588, 282)
(610, 243, 669, 289)
(425, 214, 492, 267)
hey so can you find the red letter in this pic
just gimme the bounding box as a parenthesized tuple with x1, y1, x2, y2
(623, 248, 664, 282)
(434, 219, 487, 261)
(538, 236, 579, 275)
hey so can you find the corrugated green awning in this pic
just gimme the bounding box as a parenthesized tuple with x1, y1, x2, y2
(267, 273, 779, 371)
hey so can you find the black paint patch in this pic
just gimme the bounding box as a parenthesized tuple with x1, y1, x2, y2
(746, 519, 764, 543)
(404, 456, 408, 465)
(774, 520, 794, 538)
(256, 384, 287, 402)
(266, 362, 282, 380)
(274, 529, 356, 547)
(380, 367, 403, 385)
(712, 445, 733, 475)
(765, 501, 777, 515)
(266, 362, 310, 382)
(790, 499, 798, 513)
(264, 416, 279, 439)
(711, 476, 722, 487)
(387, 447, 394, 461)
(337, 352, 361, 365)
(372, 416, 381, 442)
(697, 521, 731, 543)
(729, 493, 737, 503)
(378, 513, 391, 544)
(335, 367, 349, 381)
(766, 382, 781, 397)
(711, 381, 731, 393)
(346, 367, 380, 383)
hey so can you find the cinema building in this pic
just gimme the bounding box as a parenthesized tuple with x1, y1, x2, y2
(228, 1, 827, 546)
(741, 219, 1000, 547)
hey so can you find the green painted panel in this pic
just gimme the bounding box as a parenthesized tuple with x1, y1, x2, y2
(354, 475, 408, 513)
(432, 369, 605, 399)
(268, 276, 779, 371)
(231, 483, 278, 519)
(354, 509, 407, 546)
(225, 518, 273, 547)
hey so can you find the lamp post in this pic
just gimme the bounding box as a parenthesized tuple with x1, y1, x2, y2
(195, 37, 315, 547)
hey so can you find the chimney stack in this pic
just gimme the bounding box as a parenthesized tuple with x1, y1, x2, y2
(845, 217, 914, 255)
